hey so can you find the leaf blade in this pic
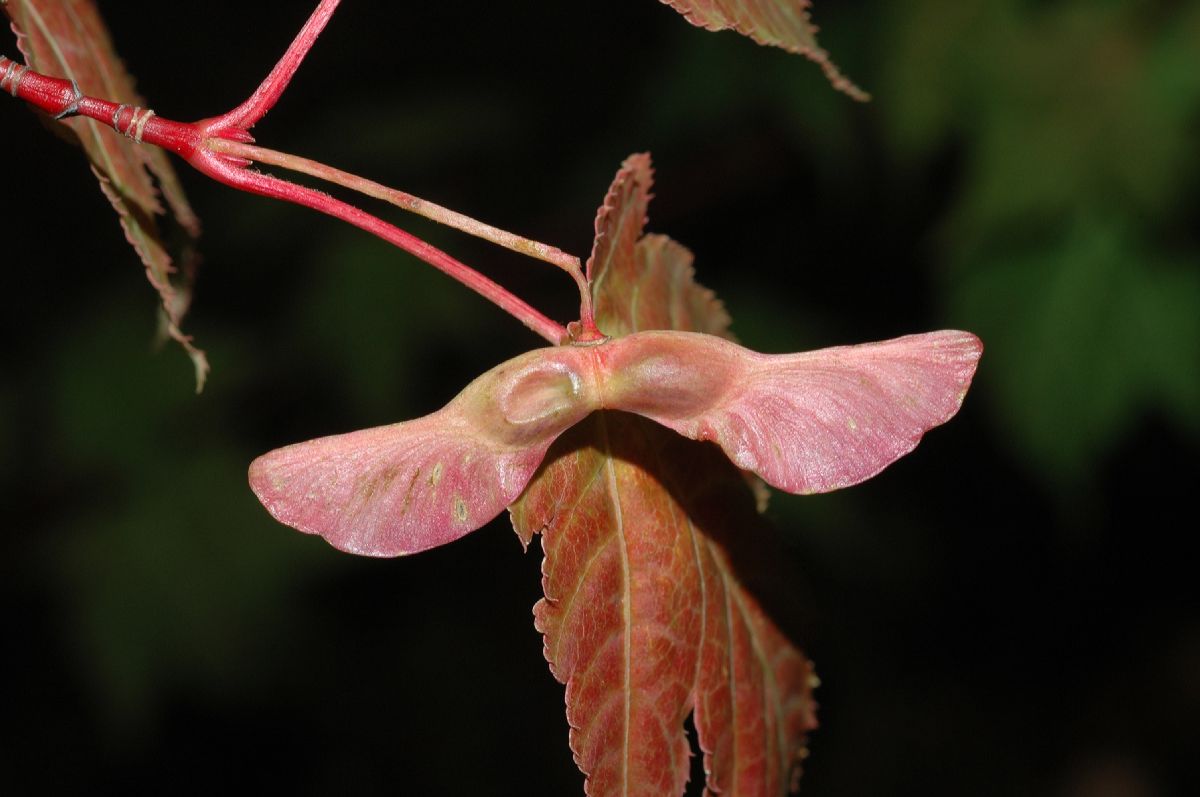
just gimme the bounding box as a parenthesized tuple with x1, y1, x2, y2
(4, 0, 205, 387)
(586, 153, 654, 290)
(694, 527, 817, 794)
(657, 0, 868, 100)
(596, 234, 733, 340)
(512, 412, 818, 796)
(512, 152, 817, 795)
(517, 414, 701, 796)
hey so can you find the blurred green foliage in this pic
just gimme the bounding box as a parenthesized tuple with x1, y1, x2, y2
(41, 296, 331, 725)
(953, 216, 1200, 482)
(882, 0, 1200, 484)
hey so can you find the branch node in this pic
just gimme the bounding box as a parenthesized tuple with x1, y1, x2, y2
(109, 103, 156, 143)
(52, 79, 83, 120)
(1, 58, 26, 98)
(129, 107, 155, 143)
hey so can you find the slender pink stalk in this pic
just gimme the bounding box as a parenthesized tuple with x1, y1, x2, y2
(207, 139, 603, 342)
(191, 151, 569, 343)
(208, 141, 582, 277)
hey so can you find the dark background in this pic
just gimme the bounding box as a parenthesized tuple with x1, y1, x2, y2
(3, 1, 1198, 794)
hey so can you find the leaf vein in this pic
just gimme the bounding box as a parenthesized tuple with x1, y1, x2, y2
(597, 415, 632, 797)
(731, 581, 789, 790)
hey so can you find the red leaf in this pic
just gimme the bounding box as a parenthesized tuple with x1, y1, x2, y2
(511, 415, 818, 795)
(5, 0, 206, 388)
(656, 0, 869, 100)
(596, 234, 734, 340)
(510, 156, 820, 794)
(586, 152, 654, 287)
(587, 154, 731, 340)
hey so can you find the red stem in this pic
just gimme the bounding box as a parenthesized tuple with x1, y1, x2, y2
(208, 139, 605, 342)
(210, 139, 583, 272)
(202, 0, 343, 137)
(190, 150, 569, 344)
(1, 0, 575, 345)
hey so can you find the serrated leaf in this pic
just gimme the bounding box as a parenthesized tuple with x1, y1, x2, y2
(511, 155, 819, 795)
(586, 152, 654, 288)
(587, 154, 731, 340)
(657, 0, 868, 100)
(596, 234, 733, 340)
(4, 0, 206, 388)
(511, 413, 818, 796)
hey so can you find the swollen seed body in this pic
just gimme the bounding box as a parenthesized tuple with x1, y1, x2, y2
(463, 348, 598, 448)
(461, 331, 740, 450)
(596, 330, 741, 419)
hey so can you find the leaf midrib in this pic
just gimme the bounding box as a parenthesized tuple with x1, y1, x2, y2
(24, 2, 138, 201)
(596, 413, 633, 796)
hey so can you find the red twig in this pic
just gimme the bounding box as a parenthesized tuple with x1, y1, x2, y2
(1, 0, 579, 345)
(202, 0, 342, 137)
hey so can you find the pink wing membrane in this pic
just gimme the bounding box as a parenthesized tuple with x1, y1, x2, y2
(249, 409, 550, 556)
(249, 346, 600, 557)
(613, 330, 983, 495)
